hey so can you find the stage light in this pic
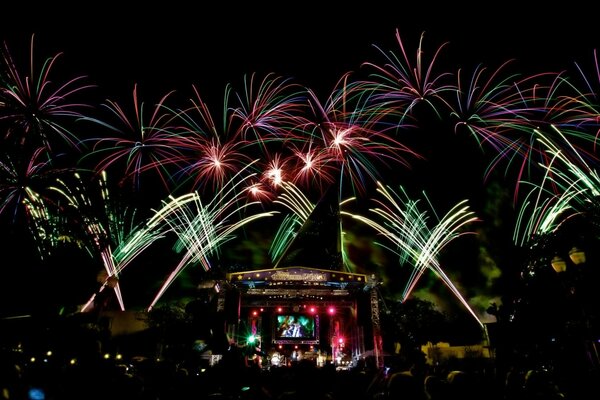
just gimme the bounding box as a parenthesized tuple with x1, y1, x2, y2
(328, 306, 336, 315)
(309, 306, 317, 313)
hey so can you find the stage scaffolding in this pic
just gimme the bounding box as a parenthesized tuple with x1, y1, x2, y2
(222, 266, 381, 367)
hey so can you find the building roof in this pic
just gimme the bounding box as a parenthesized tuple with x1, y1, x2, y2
(273, 181, 346, 271)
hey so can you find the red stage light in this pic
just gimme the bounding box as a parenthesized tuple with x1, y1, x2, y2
(328, 306, 336, 315)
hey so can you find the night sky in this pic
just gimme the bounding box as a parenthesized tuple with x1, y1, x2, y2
(1, 2, 599, 320)
(3, 4, 597, 101)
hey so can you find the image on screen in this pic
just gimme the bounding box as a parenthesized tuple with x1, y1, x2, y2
(274, 314, 316, 339)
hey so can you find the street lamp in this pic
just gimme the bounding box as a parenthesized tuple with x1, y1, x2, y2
(548, 245, 600, 375)
(568, 246, 586, 265)
(550, 255, 568, 273)
(550, 246, 586, 273)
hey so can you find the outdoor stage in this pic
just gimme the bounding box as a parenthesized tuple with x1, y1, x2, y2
(221, 266, 381, 367)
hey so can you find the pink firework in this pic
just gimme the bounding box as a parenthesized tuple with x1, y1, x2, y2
(171, 84, 254, 194)
(230, 72, 307, 143)
(0, 35, 94, 154)
(80, 84, 185, 194)
(295, 72, 423, 196)
(360, 29, 456, 123)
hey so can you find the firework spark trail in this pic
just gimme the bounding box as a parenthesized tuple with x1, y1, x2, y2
(274, 181, 315, 220)
(0, 35, 94, 153)
(7, 28, 600, 320)
(514, 126, 600, 246)
(79, 84, 185, 193)
(359, 30, 456, 122)
(49, 171, 172, 312)
(285, 139, 338, 193)
(269, 181, 316, 262)
(291, 72, 422, 196)
(270, 181, 358, 269)
(558, 48, 600, 152)
(231, 72, 307, 143)
(449, 62, 537, 174)
(344, 182, 482, 327)
(22, 186, 66, 259)
(168, 84, 256, 194)
(269, 214, 301, 264)
(50, 172, 126, 311)
(78, 192, 177, 312)
(373, 185, 478, 304)
(147, 166, 277, 310)
(169, 73, 309, 195)
(0, 146, 61, 221)
(443, 59, 592, 207)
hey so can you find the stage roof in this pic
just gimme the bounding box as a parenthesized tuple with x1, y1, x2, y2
(226, 266, 372, 291)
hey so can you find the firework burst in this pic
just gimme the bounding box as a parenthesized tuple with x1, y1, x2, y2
(0, 35, 94, 154)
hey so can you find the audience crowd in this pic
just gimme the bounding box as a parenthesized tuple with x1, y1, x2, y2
(2, 338, 597, 400)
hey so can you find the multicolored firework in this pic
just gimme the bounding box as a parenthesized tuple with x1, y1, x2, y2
(359, 29, 455, 123)
(3, 27, 600, 324)
(79, 84, 184, 194)
(0, 35, 94, 154)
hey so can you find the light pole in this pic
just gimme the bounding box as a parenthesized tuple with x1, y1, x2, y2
(549, 246, 599, 373)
